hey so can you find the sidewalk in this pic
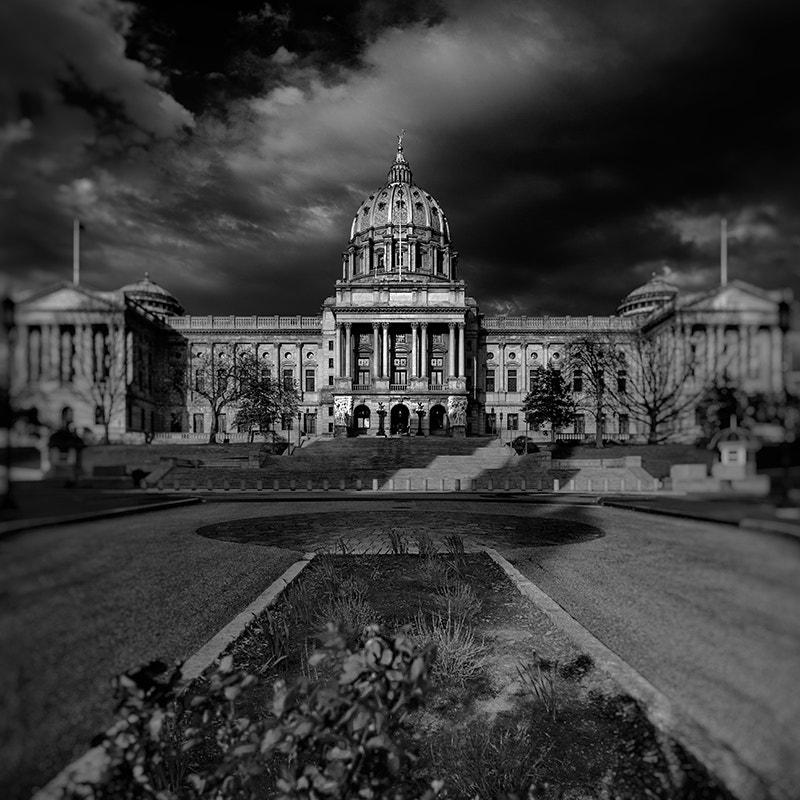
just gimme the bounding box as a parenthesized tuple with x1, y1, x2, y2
(600, 494, 800, 539)
(0, 483, 200, 538)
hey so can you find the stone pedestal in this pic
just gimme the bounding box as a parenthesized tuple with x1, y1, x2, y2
(451, 424, 466, 438)
(334, 424, 349, 438)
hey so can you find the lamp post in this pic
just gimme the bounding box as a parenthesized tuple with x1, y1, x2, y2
(490, 406, 495, 438)
(499, 411, 504, 444)
(777, 301, 796, 509)
(297, 410, 302, 448)
(1, 296, 16, 511)
(415, 402, 425, 436)
(376, 402, 386, 437)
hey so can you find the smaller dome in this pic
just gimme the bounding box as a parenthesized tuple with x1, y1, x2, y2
(121, 273, 184, 318)
(617, 274, 678, 317)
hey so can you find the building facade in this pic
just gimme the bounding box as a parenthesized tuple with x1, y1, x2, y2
(7, 142, 797, 443)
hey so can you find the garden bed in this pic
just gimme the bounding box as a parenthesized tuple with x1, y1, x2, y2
(86, 545, 733, 799)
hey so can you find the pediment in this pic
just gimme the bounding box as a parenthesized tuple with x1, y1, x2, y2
(679, 282, 777, 314)
(20, 283, 122, 312)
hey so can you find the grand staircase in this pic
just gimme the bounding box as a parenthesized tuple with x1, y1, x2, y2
(165, 437, 658, 492)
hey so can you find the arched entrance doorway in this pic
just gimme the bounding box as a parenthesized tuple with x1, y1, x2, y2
(429, 404, 447, 435)
(353, 404, 371, 435)
(390, 403, 409, 435)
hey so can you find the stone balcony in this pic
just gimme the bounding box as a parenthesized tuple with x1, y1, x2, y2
(336, 377, 466, 394)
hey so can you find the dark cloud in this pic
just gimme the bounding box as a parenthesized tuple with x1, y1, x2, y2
(1, 0, 798, 314)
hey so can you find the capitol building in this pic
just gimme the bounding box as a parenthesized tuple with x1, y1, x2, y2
(6, 141, 795, 443)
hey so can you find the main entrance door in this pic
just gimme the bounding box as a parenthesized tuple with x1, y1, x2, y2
(429, 404, 447, 435)
(390, 403, 409, 435)
(353, 404, 371, 435)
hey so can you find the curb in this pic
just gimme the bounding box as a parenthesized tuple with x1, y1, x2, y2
(740, 517, 800, 541)
(0, 497, 204, 539)
(484, 548, 778, 800)
(32, 552, 317, 800)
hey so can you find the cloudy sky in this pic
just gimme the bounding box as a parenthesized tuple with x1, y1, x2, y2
(1, 0, 798, 317)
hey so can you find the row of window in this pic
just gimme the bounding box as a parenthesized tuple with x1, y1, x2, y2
(484, 369, 627, 393)
(483, 412, 630, 434)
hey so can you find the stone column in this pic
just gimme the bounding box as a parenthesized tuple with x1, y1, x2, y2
(344, 322, 352, 379)
(372, 323, 380, 380)
(705, 326, 714, 382)
(458, 323, 465, 378)
(420, 323, 428, 379)
(772, 326, 783, 392)
(448, 322, 456, 378)
(498, 343, 505, 392)
(382, 323, 389, 378)
(334, 323, 342, 377)
(411, 323, 419, 378)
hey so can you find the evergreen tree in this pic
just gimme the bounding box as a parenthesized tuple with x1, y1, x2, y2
(522, 366, 576, 442)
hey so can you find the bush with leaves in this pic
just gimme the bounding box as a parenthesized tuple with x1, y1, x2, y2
(263, 625, 441, 799)
(67, 627, 441, 800)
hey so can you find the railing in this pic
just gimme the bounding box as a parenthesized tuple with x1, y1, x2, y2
(427, 384, 445, 391)
(483, 316, 637, 331)
(152, 432, 255, 443)
(352, 384, 371, 391)
(169, 315, 323, 330)
(389, 383, 407, 391)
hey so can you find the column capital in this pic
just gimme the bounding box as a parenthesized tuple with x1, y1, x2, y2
(448, 321, 456, 330)
(420, 321, 428, 330)
(344, 321, 352, 330)
(372, 321, 379, 330)
(335, 321, 343, 330)
(457, 321, 465, 329)
(381, 322, 389, 330)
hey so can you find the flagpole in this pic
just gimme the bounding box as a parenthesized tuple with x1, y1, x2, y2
(73, 219, 80, 285)
(720, 217, 727, 287)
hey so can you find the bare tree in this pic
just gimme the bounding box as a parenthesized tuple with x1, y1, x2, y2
(177, 347, 261, 444)
(615, 330, 709, 443)
(568, 334, 624, 448)
(71, 322, 128, 444)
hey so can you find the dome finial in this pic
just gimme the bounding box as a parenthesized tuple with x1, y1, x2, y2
(396, 129, 406, 163)
(145, 271, 150, 281)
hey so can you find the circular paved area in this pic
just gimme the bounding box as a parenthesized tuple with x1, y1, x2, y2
(196, 510, 604, 552)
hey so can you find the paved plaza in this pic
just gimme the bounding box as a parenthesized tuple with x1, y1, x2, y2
(2, 498, 799, 800)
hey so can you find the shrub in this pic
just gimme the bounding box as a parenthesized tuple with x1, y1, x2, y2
(314, 592, 380, 650)
(431, 715, 548, 799)
(69, 628, 443, 800)
(432, 581, 481, 622)
(388, 530, 409, 554)
(411, 609, 488, 687)
(516, 652, 559, 720)
(264, 625, 443, 800)
(415, 532, 437, 558)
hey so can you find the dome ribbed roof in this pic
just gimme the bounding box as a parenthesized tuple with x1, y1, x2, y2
(349, 138, 450, 243)
(121, 273, 184, 318)
(617, 274, 678, 317)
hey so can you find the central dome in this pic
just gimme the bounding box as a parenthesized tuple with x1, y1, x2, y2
(342, 136, 457, 282)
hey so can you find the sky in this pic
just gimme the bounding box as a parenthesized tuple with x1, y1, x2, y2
(1, 0, 798, 317)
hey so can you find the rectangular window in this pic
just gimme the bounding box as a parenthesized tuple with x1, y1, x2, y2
(619, 414, 629, 436)
(574, 414, 585, 435)
(328, 422, 334, 433)
(328, 358, 334, 369)
(617, 370, 627, 393)
(507, 370, 518, 392)
(485, 369, 495, 392)
(328, 375, 334, 385)
(393, 357, 407, 367)
(507, 413, 519, 430)
(328, 406, 334, 416)
(283, 368, 294, 390)
(430, 369, 443, 385)
(485, 412, 497, 433)
(573, 371, 583, 393)
(305, 369, 315, 392)
(357, 357, 370, 368)
(193, 413, 204, 433)
(392, 370, 407, 385)
(195, 369, 205, 392)
(305, 413, 317, 434)
(328, 340, 334, 351)
(431, 357, 444, 368)
(282, 414, 293, 430)
(395, 333, 407, 344)
(219, 413, 227, 433)
(358, 370, 370, 385)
